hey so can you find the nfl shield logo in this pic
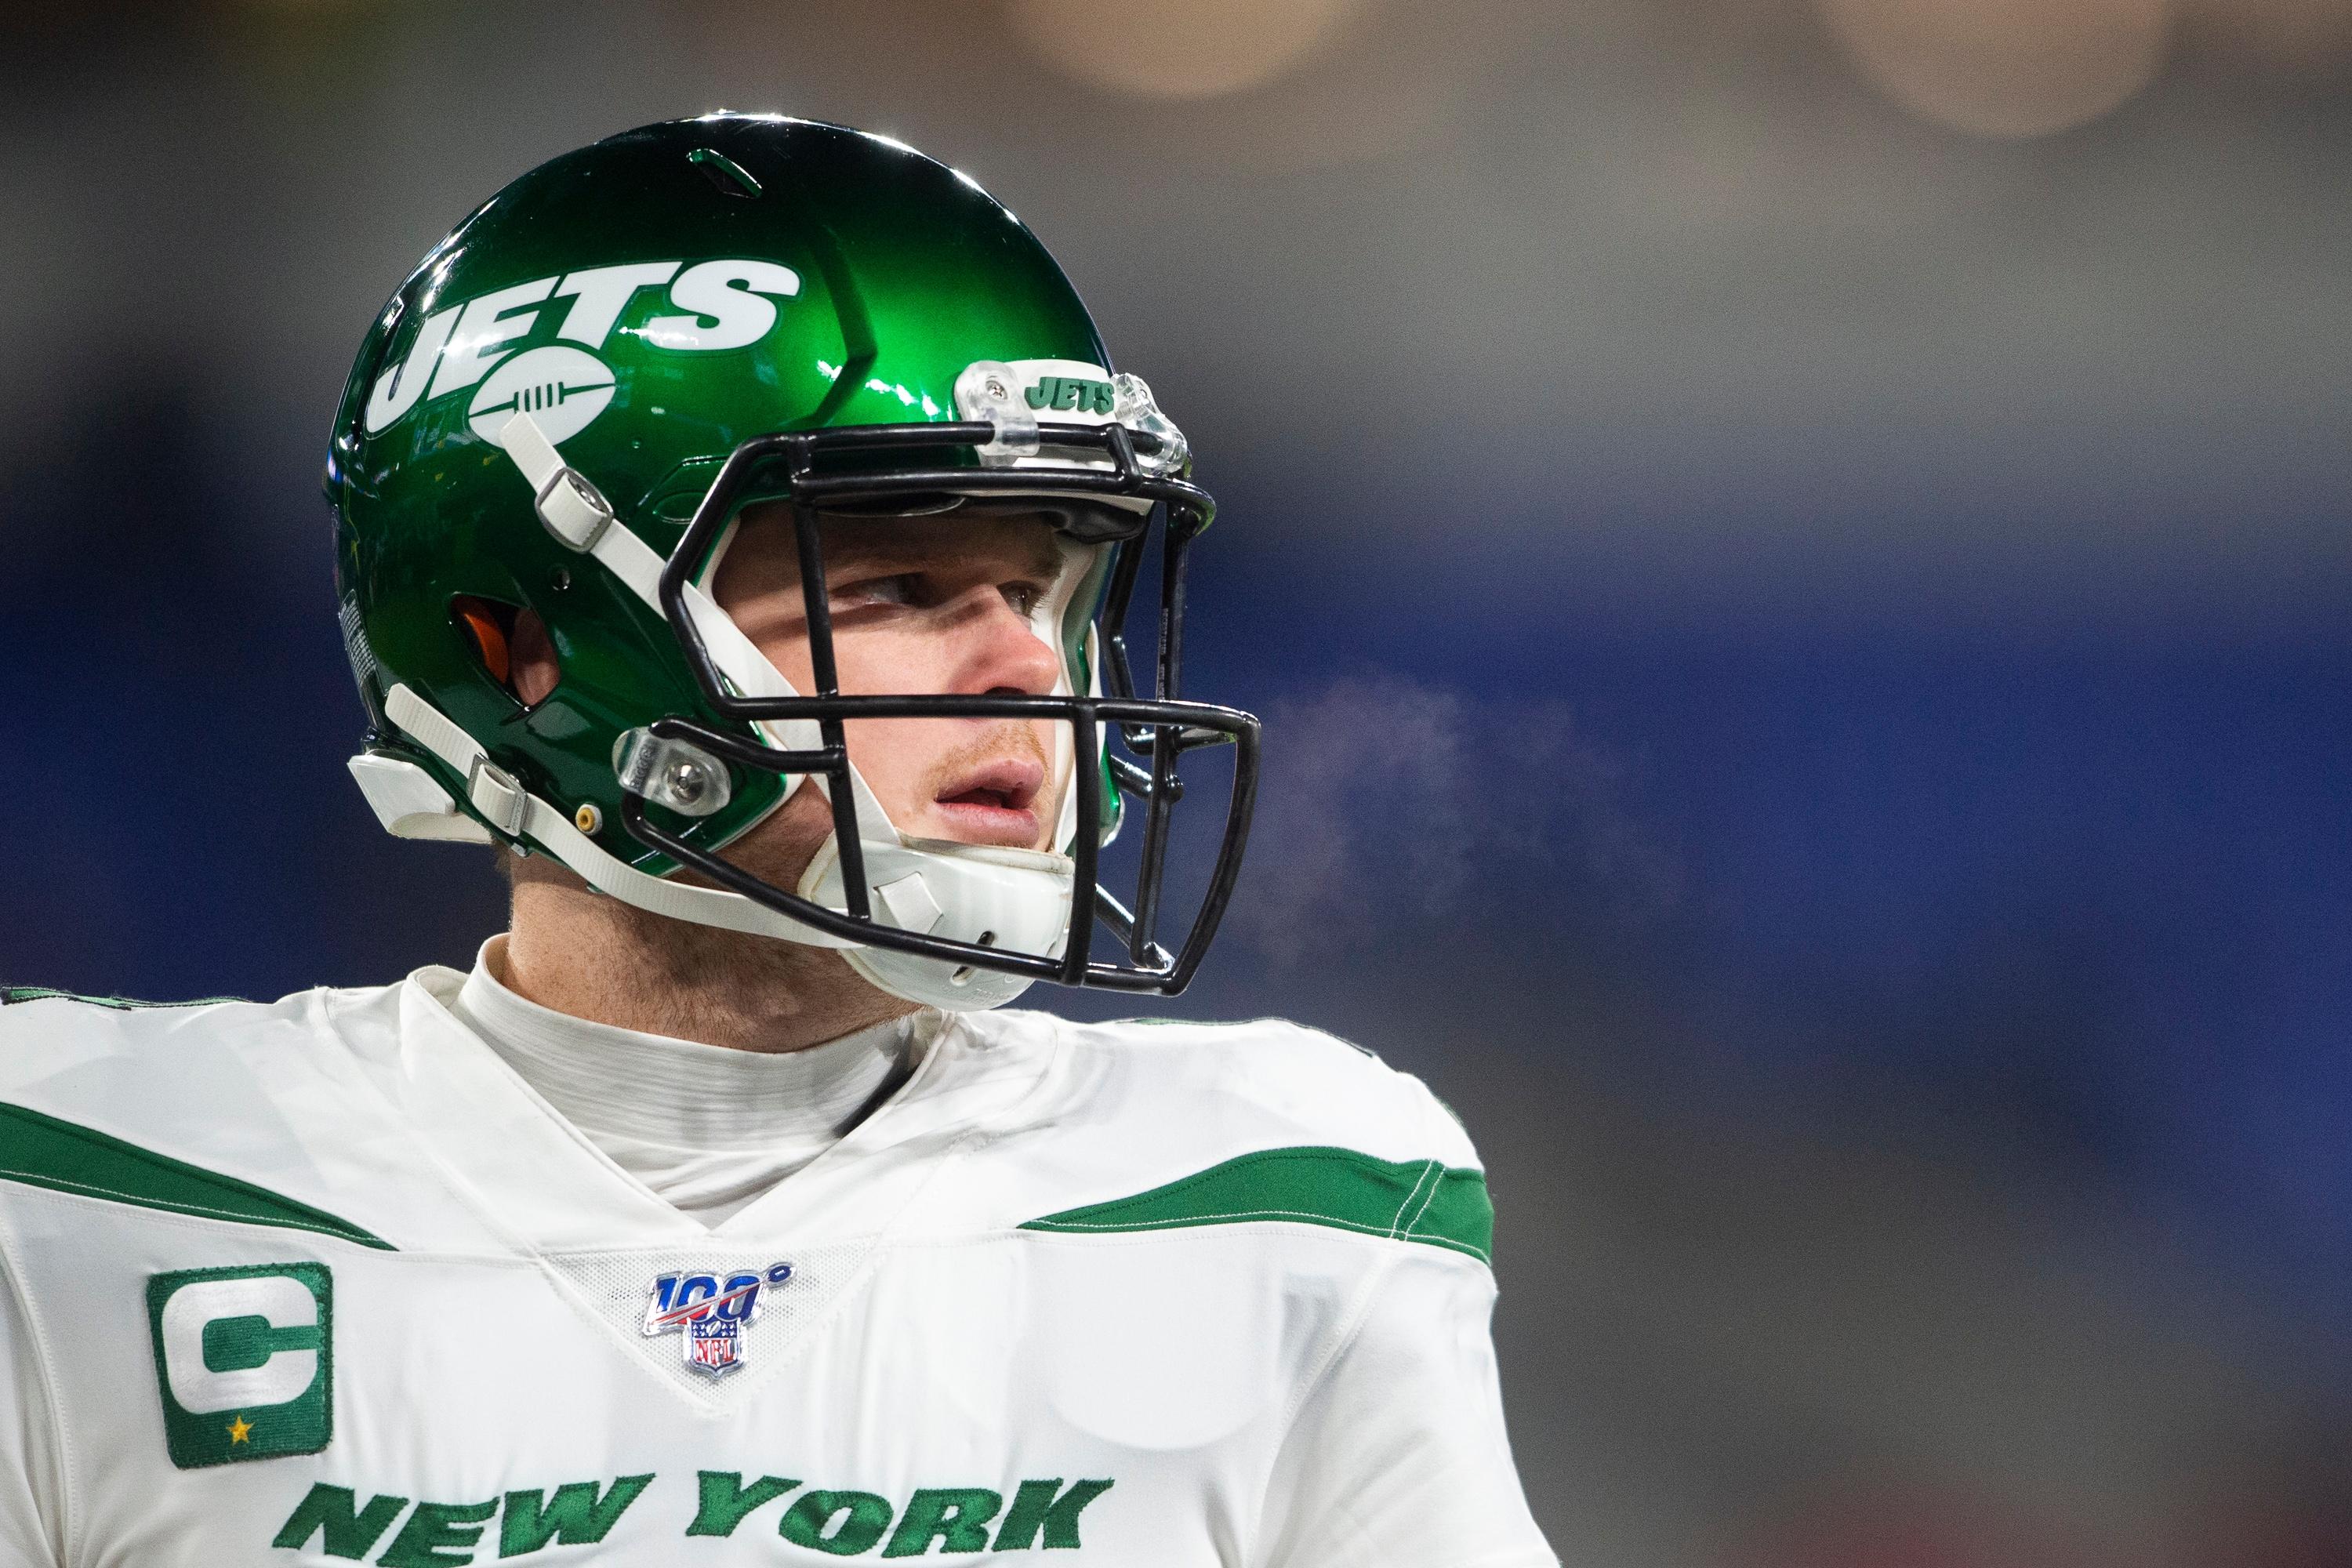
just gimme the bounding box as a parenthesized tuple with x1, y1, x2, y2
(643, 1262, 792, 1378)
(688, 1316, 740, 1371)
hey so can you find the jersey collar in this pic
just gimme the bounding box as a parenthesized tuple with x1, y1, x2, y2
(378, 964, 1063, 1254)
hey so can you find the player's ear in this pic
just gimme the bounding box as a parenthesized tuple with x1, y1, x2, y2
(509, 608, 560, 707)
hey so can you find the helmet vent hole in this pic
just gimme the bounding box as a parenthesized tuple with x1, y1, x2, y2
(451, 597, 518, 689)
(688, 147, 762, 200)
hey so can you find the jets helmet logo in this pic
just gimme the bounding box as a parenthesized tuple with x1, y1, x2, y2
(642, 1263, 793, 1376)
(361, 258, 804, 447)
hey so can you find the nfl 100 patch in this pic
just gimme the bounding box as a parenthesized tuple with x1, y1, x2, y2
(146, 1263, 333, 1468)
(642, 1263, 792, 1376)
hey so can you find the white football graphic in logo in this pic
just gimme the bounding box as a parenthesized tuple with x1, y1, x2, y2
(468, 346, 617, 448)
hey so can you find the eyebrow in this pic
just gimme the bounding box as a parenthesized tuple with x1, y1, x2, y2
(1012, 528, 1065, 583)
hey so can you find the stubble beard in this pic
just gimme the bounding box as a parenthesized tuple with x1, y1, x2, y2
(500, 720, 1065, 1050)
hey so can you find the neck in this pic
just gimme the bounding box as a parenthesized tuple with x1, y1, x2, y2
(500, 855, 916, 1054)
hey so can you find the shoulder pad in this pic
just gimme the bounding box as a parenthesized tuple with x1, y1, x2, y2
(971, 1011, 1493, 1264)
(0, 984, 407, 1250)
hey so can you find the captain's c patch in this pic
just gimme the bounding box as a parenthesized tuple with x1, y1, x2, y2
(146, 1263, 332, 1468)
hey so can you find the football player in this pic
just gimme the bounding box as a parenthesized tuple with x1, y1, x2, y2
(0, 116, 1553, 1566)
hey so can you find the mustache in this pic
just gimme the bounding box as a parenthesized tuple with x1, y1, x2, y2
(919, 720, 1055, 798)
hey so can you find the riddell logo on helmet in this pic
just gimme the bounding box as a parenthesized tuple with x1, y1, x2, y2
(360, 258, 804, 445)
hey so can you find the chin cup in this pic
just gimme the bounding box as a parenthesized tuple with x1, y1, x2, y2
(797, 832, 1073, 1011)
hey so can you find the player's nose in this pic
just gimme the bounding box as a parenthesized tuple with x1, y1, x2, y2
(954, 589, 1063, 698)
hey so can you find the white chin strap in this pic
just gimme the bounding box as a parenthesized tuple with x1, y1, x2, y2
(368, 682, 855, 950)
(367, 411, 1089, 1011)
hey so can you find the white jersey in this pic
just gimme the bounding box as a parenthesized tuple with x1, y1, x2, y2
(0, 972, 1553, 1568)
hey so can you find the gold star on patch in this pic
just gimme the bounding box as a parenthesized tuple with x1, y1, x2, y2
(227, 1415, 252, 1445)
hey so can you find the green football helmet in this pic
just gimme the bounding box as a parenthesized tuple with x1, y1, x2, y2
(328, 114, 1258, 1009)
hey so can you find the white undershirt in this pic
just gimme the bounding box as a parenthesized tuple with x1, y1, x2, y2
(448, 938, 931, 1227)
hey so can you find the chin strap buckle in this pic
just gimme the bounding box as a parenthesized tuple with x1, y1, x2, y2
(466, 754, 529, 837)
(500, 412, 616, 550)
(534, 466, 616, 552)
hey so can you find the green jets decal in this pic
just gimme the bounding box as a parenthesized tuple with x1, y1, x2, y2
(147, 1263, 333, 1468)
(0, 1103, 390, 1249)
(1021, 1145, 1495, 1264)
(271, 1472, 1113, 1559)
(1022, 373, 1114, 415)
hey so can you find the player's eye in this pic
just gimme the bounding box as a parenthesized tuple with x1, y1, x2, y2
(1000, 582, 1044, 619)
(832, 573, 919, 609)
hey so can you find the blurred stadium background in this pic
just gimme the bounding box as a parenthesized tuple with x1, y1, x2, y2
(4, 0, 2350, 1562)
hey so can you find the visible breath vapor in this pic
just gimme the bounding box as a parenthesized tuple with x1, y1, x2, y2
(1228, 674, 1680, 966)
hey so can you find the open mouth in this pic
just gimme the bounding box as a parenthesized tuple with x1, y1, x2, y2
(931, 757, 1047, 846)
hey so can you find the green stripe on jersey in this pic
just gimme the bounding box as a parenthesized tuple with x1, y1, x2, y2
(1021, 1145, 1493, 1263)
(0, 1103, 392, 1250)
(2, 987, 246, 1010)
